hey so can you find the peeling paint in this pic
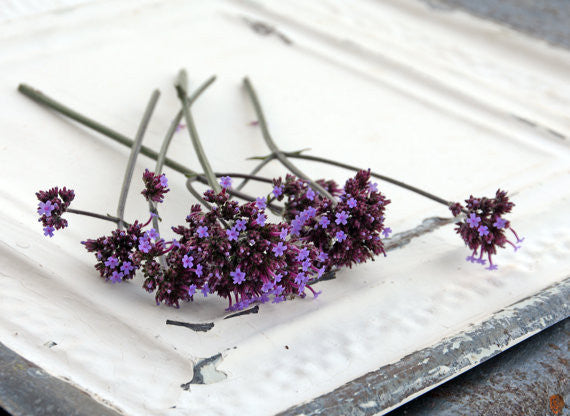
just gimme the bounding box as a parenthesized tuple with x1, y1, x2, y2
(165, 320, 214, 332)
(181, 353, 227, 389)
(278, 278, 569, 416)
(224, 305, 260, 320)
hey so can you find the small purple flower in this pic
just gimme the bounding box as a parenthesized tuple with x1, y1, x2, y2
(226, 227, 239, 241)
(274, 273, 283, 283)
(493, 217, 507, 229)
(382, 227, 392, 238)
(197, 226, 209, 238)
(230, 267, 246, 285)
(43, 226, 55, 237)
(120, 261, 134, 273)
(305, 206, 317, 219)
(220, 176, 232, 189)
(38, 201, 57, 217)
(273, 185, 283, 198)
(138, 240, 152, 253)
(347, 197, 357, 208)
(195, 264, 203, 277)
(336, 230, 347, 242)
(148, 228, 160, 240)
(294, 273, 305, 285)
(188, 284, 197, 296)
(335, 210, 349, 225)
(272, 295, 285, 304)
(478, 225, 489, 237)
(317, 266, 325, 278)
(319, 216, 330, 229)
(159, 175, 168, 188)
(291, 217, 303, 236)
(235, 219, 247, 232)
(202, 283, 210, 297)
(256, 213, 267, 226)
(182, 254, 194, 269)
(317, 251, 328, 263)
(105, 256, 119, 269)
(272, 242, 286, 257)
(368, 182, 378, 193)
(110, 271, 123, 283)
(261, 281, 275, 293)
(279, 227, 288, 240)
(302, 259, 311, 271)
(466, 213, 481, 228)
(255, 197, 266, 210)
(296, 247, 310, 261)
(306, 188, 315, 201)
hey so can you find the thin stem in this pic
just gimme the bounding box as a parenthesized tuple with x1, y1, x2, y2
(235, 148, 310, 192)
(236, 156, 274, 191)
(17, 76, 216, 176)
(18, 79, 281, 211)
(67, 208, 128, 225)
(151, 106, 186, 266)
(185, 179, 229, 229)
(175, 69, 221, 193)
(117, 90, 160, 229)
(250, 151, 453, 208)
(242, 77, 336, 204)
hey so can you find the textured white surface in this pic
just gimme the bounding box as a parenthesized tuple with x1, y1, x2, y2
(1, 0, 569, 415)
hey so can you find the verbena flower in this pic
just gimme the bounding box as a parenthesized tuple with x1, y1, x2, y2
(220, 176, 232, 189)
(165, 188, 325, 310)
(82, 221, 145, 281)
(36, 187, 75, 237)
(274, 170, 390, 271)
(141, 169, 170, 203)
(450, 189, 523, 270)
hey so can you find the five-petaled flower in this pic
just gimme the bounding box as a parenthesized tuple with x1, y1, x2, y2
(220, 176, 232, 189)
(197, 226, 209, 238)
(335, 211, 349, 225)
(230, 267, 246, 285)
(182, 254, 194, 268)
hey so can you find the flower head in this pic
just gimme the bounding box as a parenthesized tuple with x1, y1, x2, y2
(36, 186, 75, 236)
(450, 189, 522, 270)
(141, 169, 170, 203)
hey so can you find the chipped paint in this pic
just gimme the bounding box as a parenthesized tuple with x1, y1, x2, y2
(278, 277, 569, 415)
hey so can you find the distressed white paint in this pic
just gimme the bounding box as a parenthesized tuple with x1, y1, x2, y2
(0, 0, 569, 415)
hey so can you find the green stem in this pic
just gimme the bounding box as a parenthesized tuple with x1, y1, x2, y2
(67, 208, 127, 225)
(242, 77, 336, 205)
(150, 110, 184, 266)
(250, 151, 453, 207)
(175, 69, 221, 193)
(117, 90, 160, 229)
(17, 77, 216, 176)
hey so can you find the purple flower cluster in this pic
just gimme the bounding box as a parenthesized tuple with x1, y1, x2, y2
(36, 187, 75, 237)
(275, 170, 391, 271)
(161, 188, 325, 309)
(82, 221, 145, 282)
(450, 189, 523, 270)
(141, 169, 169, 203)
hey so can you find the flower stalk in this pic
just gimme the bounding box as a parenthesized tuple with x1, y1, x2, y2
(175, 69, 221, 193)
(242, 77, 336, 204)
(117, 89, 160, 229)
